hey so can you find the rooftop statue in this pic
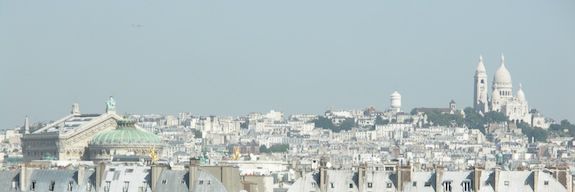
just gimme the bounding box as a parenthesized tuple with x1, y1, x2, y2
(106, 96, 116, 113)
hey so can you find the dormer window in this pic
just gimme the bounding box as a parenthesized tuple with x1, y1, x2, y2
(68, 181, 73, 191)
(105, 181, 111, 192)
(49, 181, 56, 191)
(368, 182, 373, 188)
(31, 180, 36, 191)
(462, 179, 471, 192)
(442, 181, 452, 192)
(123, 181, 130, 192)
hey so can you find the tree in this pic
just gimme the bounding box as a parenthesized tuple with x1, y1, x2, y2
(240, 121, 249, 129)
(339, 118, 356, 131)
(259, 145, 269, 153)
(269, 144, 289, 153)
(464, 107, 485, 132)
(314, 117, 355, 133)
(517, 122, 548, 142)
(259, 144, 289, 153)
(314, 116, 335, 130)
(375, 116, 389, 125)
(548, 119, 575, 137)
(425, 109, 464, 127)
(463, 107, 507, 134)
(192, 129, 202, 138)
(484, 111, 507, 123)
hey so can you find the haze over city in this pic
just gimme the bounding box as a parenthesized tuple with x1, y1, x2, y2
(1, 0, 574, 129)
(4, 1, 575, 192)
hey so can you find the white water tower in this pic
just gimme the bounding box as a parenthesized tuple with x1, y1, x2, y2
(390, 91, 402, 112)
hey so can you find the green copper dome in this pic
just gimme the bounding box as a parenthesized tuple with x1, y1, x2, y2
(90, 119, 161, 145)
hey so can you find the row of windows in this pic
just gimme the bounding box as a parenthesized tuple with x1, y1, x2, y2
(329, 182, 393, 189)
(29, 180, 90, 192)
(25, 141, 57, 146)
(26, 151, 56, 156)
(160, 179, 212, 185)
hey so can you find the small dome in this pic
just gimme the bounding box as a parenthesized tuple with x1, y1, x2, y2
(493, 56, 512, 84)
(391, 91, 401, 97)
(90, 119, 162, 145)
(517, 84, 526, 101)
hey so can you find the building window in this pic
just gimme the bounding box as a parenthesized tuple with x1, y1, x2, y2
(330, 182, 334, 188)
(442, 181, 452, 192)
(49, 181, 56, 191)
(123, 181, 129, 192)
(349, 183, 353, 188)
(544, 180, 549, 185)
(31, 180, 36, 191)
(413, 181, 417, 187)
(104, 181, 111, 192)
(141, 181, 148, 192)
(504, 181, 509, 186)
(199, 180, 204, 185)
(68, 181, 73, 191)
(386, 183, 392, 188)
(462, 180, 471, 192)
(367, 182, 373, 188)
(161, 180, 166, 184)
(424, 182, 431, 187)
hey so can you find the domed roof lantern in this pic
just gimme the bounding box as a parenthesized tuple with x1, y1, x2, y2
(494, 54, 512, 85)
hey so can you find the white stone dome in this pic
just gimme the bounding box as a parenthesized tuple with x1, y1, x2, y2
(493, 56, 512, 85)
(494, 64, 512, 84)
(517, 84, 526, 101)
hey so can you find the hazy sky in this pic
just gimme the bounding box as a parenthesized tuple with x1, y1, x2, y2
(1, 0, 574, 129)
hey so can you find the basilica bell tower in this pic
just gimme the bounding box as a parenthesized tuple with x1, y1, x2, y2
(474, 55, 488, 113)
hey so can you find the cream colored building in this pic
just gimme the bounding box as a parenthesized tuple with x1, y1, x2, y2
(474, 55, 533, 124)
(21, 97, 162, 161)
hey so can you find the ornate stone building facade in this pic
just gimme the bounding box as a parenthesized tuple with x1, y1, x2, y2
(473, 55, 532, 124)
(21, 97, 162, 161)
